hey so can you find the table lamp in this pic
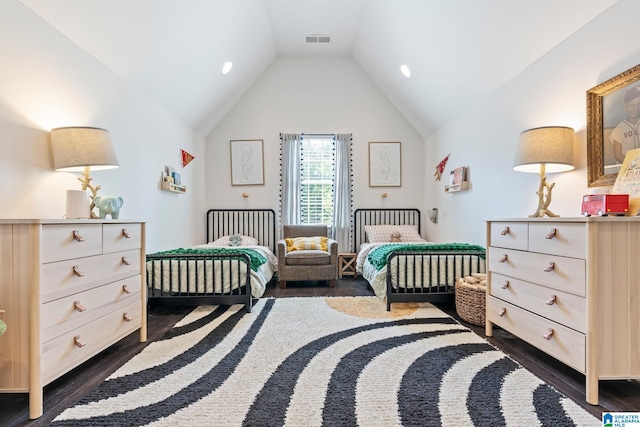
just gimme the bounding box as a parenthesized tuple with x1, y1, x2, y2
(51, 126, 119, 218)
(513, 126, 575, 218)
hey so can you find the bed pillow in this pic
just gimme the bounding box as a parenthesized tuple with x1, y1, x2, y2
(285, 236, 329, 252)
(210, 235, 259, 246)
(364, 224, 423, 243)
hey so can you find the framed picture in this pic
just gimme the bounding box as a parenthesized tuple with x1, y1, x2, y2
(587, 63, 640, 187)
(369, 141, 401, 187)
(230, 139, 264, 186)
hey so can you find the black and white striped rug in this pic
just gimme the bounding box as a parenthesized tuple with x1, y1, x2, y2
(52, 297, 599, 426)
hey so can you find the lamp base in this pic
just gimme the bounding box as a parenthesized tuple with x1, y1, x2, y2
(78, 166, 101, 219)
(529, 164, 559, 218)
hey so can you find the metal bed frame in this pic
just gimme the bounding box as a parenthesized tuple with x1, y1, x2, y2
(354, 208, 485, 310)
(147, 209, 276, 312)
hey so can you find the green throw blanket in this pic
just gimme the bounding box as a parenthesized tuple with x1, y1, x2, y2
(367, 243, 486, 271)
(150, 247, 267, 272)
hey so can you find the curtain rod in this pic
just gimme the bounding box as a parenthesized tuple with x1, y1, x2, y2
(279, 133, 352, 139)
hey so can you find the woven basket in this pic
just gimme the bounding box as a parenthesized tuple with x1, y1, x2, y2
(455, 278, 486, 326)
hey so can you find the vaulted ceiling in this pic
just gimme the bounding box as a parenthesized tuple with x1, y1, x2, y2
(20, 0, 616, 139)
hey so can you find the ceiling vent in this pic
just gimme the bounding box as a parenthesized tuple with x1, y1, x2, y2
(306, 35, 331, 44)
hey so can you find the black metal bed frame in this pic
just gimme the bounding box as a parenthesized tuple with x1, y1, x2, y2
(147, 209, 276, 312)
(354, 208, 485, 311)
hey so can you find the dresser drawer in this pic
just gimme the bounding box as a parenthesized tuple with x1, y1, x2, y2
(41, 300, 141, 384)
(490, 273, 586, 333)
(487, 296, 585, 372)
(41, 249, 142, 302)
(489, 222, 528, 251)
(103, 223, 142, 254)
(42, 224, 102, 263)
(528, 222, 586, 259)
(41, 275, 141, 342)
(488, 247, 585, 296)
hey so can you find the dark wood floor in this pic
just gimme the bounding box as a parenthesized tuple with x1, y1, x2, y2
(2, 277, 639, 426)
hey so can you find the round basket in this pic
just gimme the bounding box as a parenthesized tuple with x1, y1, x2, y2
(455, 279, 486, 326)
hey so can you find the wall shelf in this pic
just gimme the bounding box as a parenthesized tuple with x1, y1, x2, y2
(161, 181, 186, 193)
(445, 181, 469, 193)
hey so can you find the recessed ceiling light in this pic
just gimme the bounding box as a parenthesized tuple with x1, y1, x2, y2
(222, 61, 233, 75)
(400, 64, 411, 78)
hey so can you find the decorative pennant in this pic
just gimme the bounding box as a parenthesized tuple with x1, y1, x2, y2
(181, 149, 195, 168)
(434, 153, 450, 181)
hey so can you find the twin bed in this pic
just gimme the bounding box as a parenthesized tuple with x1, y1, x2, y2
(146, 209, 277, 312)
(354, 208, 486, 310)
(146, 208, 485, 312)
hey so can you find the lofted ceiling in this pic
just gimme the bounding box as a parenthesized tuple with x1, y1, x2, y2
(20, 0, 617, 139)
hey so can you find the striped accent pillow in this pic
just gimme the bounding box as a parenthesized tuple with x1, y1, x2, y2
(285, 236, 329, 252)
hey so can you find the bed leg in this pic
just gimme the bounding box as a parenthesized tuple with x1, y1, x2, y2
(279, 280, 286, 289)
(329, 279, 336, 287)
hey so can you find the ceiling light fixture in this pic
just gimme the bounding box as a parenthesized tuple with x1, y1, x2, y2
(400, 64, 411, 78)
(222, 61, 233, 75)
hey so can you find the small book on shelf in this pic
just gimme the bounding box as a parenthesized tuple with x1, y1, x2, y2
(449, 166, 466, 186)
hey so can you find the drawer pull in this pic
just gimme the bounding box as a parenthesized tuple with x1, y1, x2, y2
(543, 262, 555, 272)
(498, 307, 507, 317)
(546, 295, 557, 306)
(74, 335, 86, 348)
(73, 301, 86, 312)
(121, 257, 132, 266)
(72, 265, 85, 277)
(500, 226, 510, 236)
(122, 284, 132, 294)
(498, 254, 508, 263)
(72, 230, 85, 242)
(545, 228, 557, 239)
(122, 229, 131, 239)
(123, 312, 132, 322)
(501, 281, 510, 289)
(543, 328, 554, 340)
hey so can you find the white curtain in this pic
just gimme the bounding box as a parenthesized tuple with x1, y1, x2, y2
(332, 133, 353, 252)
(280, 133, 302, 226)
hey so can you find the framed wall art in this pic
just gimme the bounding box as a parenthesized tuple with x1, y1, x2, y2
(369, 141, 401, 187)
(230, 139, 264, 186)
(587, 63, 640, 187)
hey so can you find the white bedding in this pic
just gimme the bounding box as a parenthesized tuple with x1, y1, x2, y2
(357, 241, 485, 297)
(147, 244, 277, 298)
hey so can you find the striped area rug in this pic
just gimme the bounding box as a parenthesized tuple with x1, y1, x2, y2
(51, 297, 599, 426)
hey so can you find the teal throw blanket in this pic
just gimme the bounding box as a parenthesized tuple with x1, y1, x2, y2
(151, 247, 267, 272)
(367, 243, 486, 271)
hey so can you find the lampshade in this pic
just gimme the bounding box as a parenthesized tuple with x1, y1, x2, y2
(51, 127, 119, 171)
(513, 126, 575, 173)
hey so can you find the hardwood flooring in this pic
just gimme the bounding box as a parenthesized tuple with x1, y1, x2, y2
(2, 277, 639, 426)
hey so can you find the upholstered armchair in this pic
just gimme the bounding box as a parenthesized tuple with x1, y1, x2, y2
(277, 224, 339, 288)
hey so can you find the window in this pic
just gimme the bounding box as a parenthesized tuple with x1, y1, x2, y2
(300, 136, 334, 224)
(280, 132, 352, 250)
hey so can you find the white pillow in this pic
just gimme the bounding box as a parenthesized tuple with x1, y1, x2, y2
(210, 235, 259, 246)
(364, 224, 423, 243)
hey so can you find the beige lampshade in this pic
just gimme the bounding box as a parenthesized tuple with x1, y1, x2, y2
(513, 126, 575, 173)
(51, 126, 119, 171)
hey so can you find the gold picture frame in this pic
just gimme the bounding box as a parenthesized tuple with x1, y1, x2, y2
(587, 63, 640, 187)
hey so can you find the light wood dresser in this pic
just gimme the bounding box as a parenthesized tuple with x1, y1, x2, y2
(486, 217, 640, 405)
(0, 219, 147, 419)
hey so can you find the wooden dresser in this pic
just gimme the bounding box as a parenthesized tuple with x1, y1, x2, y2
(0, 219, 147, 419)
(486, 217, 640, 405)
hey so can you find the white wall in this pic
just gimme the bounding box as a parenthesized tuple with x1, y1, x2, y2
(424, 0, 640, 246)
(0, 0, 206, 252)
(206, 56, 424, 229)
